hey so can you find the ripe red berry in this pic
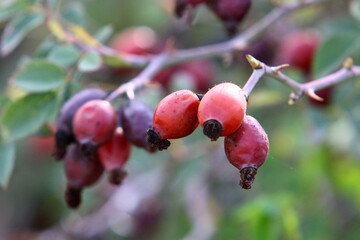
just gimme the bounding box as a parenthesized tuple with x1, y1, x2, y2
(206, 0, 252, 36)
(54, 88, 107, 160)
(224, 115, 269, 189)
(119, 100, 157, 152)
(198, 82, 247, 141)
(276, 30, 320, 74)
(73, 100, 117, 156)
(97, 128, 131, 185)
(147, 90, 200, 150)
(64, 144, 104, 208)
(110, 26, 159, 57)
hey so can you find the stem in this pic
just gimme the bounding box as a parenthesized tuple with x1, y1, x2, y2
(105, 54, 168, 101)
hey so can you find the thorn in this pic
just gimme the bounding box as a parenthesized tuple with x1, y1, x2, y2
(273, 64, 290, 74)
(343, 57, 354, 70)
(246, 55, 262, 69)
(307, 89, 324, 102)
(126, 88, 135, 100)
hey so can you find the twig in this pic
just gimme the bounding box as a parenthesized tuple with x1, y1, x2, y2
(103, 0, 326, 101)
(243, 56, 360, 104)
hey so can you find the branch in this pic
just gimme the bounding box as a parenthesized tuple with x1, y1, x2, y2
(102, 0, 327, 101)
(243, 56, 360, 104)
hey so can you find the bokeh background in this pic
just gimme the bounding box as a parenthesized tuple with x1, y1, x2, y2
(1, 0, 360, 239)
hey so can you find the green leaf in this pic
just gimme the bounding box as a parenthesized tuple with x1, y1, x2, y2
(1, 11, 45, 56)
(0, 1, 28, 23)
(1, 92, 57, 142)
(313, 33, 360, 78)
(0, 141, 15, 189)
(103, 54, 130, 68)
(61, 2, 85, 26)
(47, 45, 81, 67)
(78, 51, 102, 72)
(13, 59, 66, 92)
(33, 38, 57, 58)
(0, 95, 9, 108)
(94, 25, 113, 43)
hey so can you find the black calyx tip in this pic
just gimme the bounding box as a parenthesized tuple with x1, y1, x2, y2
(79, 141, 97, 158)
(196, 93, 204, 101)
(239, 167, 258, 190)
(147, 128, 171, 151)
(108, 168, 127, 185)
(203, 119, 223, 141)
(53, 130, 74, 161)
(65, 186, 82, 209)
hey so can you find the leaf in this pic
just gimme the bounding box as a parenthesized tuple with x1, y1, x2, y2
(69, 24, 99, 47)
(313, 33, 360, 78)
(0, 95, 9, 108)
(103, 54, 130, 68)
(78, 51, 102, 72)
(47, 45, 81, 67)
(61, 2, 85, 26)
(0, 1, 28, 23)
(1, 92, 57, 142)
(33, 38, 57, 58)
(13, 59, 66, 92)
(47, 19, 67, 42)
(0, 141, 15, 189)
(94, 25, 113, 43)
(1, 11, 45, 56)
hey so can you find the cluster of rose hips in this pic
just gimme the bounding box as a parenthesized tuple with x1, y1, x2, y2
(53, 88, 156, 208)
(147, 82, 269, 189)
(175, 0, 251, 36)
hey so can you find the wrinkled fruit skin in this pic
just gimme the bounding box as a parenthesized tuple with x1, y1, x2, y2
(148, 90, 200, 150)
(224, 115, 269, 189)
(73, 100, 117, 156)
(207, 0, 251, 36)
(98, 128, 131, 185)
(64, 144, 104, 208)
(119, 100, 156, 152)
(198, 82, 247, 141)
(54, 88, 107, 160)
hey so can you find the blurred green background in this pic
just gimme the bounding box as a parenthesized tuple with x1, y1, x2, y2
(0, 0, 360, 239)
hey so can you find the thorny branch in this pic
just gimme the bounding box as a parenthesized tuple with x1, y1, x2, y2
(44, 0, 330, 102)
(243, 56, 360, 104)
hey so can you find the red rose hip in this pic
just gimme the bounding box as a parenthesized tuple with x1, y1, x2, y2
(147, 90, 200, 150)
(98, 128, 131, 185)
(224, 115, 269, 189)
(198, 82, 247, 141)
(73, 100, 117, 156)
(54, 88, 107, 160)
